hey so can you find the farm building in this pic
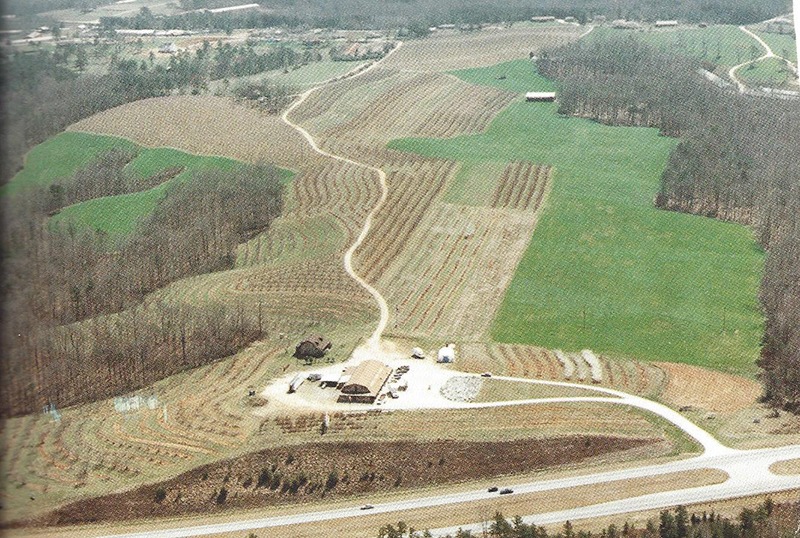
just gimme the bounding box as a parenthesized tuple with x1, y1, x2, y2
(654, 20, 679, 28)
(437, 345, 456, 363)
(531, 16, 556, 22)
(526, 92, 556, 102)
(294, 335, 332, 359)
(338, 360, 392, 403)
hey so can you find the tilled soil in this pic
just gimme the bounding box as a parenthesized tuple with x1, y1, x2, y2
(33, 435, 656, 526)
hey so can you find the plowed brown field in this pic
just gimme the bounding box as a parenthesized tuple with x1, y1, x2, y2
(656, 362, 761, 413)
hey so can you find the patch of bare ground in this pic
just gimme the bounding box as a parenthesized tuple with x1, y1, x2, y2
(770, 459, 800, 475)
(31, 436, 659, 527)
(382, 26, 584, 71)
(68, 95, 315, 170)
(656, 362, 761, 413)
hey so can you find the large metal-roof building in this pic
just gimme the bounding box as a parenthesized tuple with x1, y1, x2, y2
(338, 360, 392, 403)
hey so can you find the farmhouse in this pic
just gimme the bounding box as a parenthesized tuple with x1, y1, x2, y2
(294, 334, 332, 359)
(654, 20, 679, 28)
(338, 360, 392, 403)
(526, 92, 556, 102)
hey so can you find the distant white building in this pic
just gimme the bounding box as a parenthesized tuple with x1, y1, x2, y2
(526, 91, 556, 102)
(655, 20, 679, 28)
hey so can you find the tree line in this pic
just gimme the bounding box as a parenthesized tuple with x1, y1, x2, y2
(95, 0, 790, 33)
(377, 498, 793, 538)
(537, 35, 800, 412)
(1, 160, 284, 416)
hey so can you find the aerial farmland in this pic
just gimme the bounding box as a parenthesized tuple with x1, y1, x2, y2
(1, 1, 799, 537)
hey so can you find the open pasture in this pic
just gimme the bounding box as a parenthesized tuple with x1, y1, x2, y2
(738, 56, 797, 87)
(752, 30, 798, 63)
(46, 141, 245, 238)
(2, 132, 137, 195)
(382, 26, 583, 72)
(389, 60, 763, 374)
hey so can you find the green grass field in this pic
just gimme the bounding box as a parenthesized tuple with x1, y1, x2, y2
(588, 25, 762, 70)
(389, 60, 764, 375)
(739, 56, 796, 87)
(2, 132, 138, 196)
(753, 31, 798, 63)
(11, 132, 291, 239)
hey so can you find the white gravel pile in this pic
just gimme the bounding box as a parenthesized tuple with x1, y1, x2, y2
(581, 349, 603, 383)
(440, 376, 484, 402)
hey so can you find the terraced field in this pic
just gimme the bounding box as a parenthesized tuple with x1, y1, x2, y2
(382, 25, 583, 71)
(456, 343, 667, 399)
(69, 95, 315, 170)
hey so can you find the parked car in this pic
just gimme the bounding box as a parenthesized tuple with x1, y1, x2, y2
(499, 488, 513, 495)
(307, 373, 322, 382)
(361, 504, 374, 510)
(487, 486, 498, 492)
(481, 371, 492, 378)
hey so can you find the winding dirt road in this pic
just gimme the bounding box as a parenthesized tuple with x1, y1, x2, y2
(280, 44, 403, 348)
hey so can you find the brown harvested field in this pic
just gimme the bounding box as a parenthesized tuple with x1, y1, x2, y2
(770, 459, 800, 475)
(454, 344, 667, 399)
(656, 362, 761, 413)
(383, 26, 584, 71)
(34, 436, 659, 527)
(68, 95, 315, 170)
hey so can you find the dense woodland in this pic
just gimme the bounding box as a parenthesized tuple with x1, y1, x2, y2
(538, 36, 800, 412)
(0, 161, 284, 416)
(378, 499, 799, 538)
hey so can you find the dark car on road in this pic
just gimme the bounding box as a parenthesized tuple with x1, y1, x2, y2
(487, 486, 498, 492)
(361, 504, 374, 510)
(499, 488, 513, 495)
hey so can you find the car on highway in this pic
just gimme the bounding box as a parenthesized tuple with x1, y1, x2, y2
(487, 486, 498, 492)
(499, 488, 513, 495)
(481, 371, 493, 378)
(360, 504, 374, 510)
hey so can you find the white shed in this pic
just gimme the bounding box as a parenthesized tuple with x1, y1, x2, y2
(437, 345, 455, 363)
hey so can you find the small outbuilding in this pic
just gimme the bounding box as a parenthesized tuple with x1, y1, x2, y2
(295, 334, 332, 359)
(339, 360, 392, 403)
(437, 344, 456, 363)
(531, 16, 556, 22)
(526, 92, 556, 102)
(654, 20, 679, 28)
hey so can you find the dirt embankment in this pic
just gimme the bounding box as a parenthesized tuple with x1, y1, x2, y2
(31, 436, 656, 527)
